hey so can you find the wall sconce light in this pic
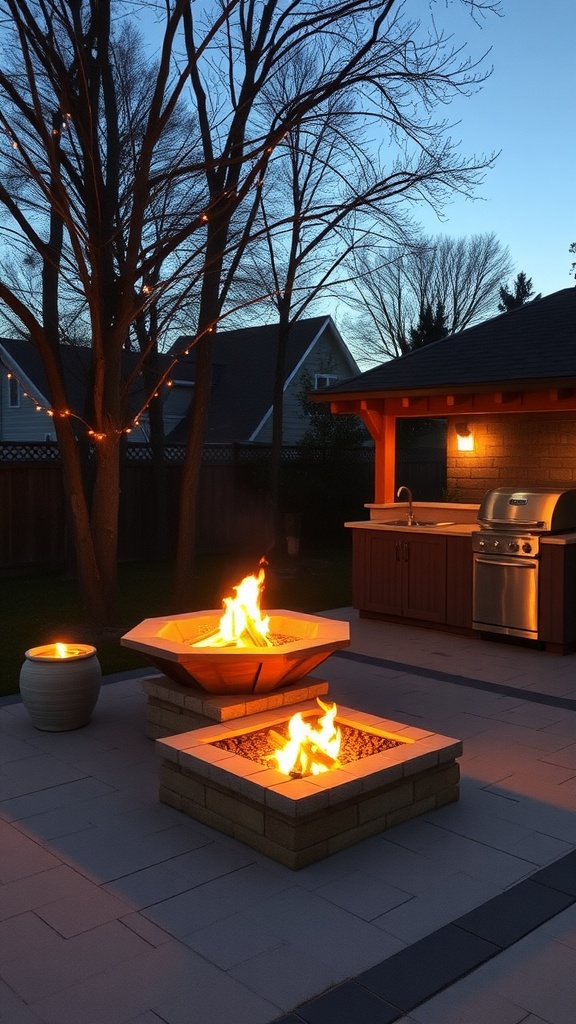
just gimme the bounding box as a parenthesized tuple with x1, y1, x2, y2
(455, 421, 474, 452)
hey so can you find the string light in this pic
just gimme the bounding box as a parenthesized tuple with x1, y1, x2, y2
(2, 320, 217, 440)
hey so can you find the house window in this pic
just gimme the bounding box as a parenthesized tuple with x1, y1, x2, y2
(314, 373, 339, 390)
(8, 376, 20, 408)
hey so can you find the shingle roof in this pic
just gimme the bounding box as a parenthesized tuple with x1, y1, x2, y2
(320, 288, 576, 398)
(0, 338, 152, 420)
(166, 316, 355, 442)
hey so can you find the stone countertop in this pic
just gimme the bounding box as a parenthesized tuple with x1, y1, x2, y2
(344, 520, 576, 543)
(344, 520, 478, 536)
(346, 502, 479, 537)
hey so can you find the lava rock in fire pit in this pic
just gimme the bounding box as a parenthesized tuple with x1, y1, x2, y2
(213, 720, 402, 771)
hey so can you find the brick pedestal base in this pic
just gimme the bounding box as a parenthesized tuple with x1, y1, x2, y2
(142, 673, 329, 739)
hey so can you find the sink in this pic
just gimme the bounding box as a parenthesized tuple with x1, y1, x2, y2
(381, 520, 456, 528)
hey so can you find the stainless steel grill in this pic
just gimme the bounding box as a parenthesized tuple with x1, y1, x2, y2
(473, 487, 576, 640)
(477, 486, 576, 535)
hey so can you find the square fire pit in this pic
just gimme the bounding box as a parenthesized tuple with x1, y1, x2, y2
(157, 701, 462, 869)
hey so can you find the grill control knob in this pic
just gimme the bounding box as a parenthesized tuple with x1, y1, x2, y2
(508, 541, 519, 552)
(522, 541, 532, 553)
(493, 540, 500, 549)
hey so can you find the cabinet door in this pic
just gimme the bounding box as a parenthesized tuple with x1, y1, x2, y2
(401, 533, 447, 622)
(539, 542, 576, 644)
(353, 530, 403, 614)
(446, 535, 473, 628)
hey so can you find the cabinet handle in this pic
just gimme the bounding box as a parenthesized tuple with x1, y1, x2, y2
(403, 542, 409, 562)
(395, 542, 401, 561)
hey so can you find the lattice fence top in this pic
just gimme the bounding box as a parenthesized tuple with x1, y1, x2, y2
(0, 441, 62, 462)
(0, 440, 374, 465)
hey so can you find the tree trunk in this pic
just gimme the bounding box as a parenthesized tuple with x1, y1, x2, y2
(172, 218, 227, 607)
(90, 434, 121, 617)
(142, 358, 170, 559)
(54, 418, 112, 623)
(172, 331, 213, 607)
(269, 310, 291, 553)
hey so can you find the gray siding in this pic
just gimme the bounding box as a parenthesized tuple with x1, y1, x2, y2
(0, 374, 55, 441)
(254, 329, 357, 444)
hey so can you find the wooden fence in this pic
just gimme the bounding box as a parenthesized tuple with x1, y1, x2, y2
(0, 441, 445, 570)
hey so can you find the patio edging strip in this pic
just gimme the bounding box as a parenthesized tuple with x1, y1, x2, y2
(275, 850, 576, 1024)
(4, 652, 574, 711)
(335, 649, 576, 711)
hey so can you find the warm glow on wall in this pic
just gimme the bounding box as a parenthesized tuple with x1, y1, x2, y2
(455, 422, 474, 452)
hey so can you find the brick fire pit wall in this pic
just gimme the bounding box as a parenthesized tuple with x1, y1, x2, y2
(157, 702, 462, 869)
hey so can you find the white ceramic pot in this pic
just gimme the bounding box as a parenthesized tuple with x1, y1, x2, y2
(19, 643, 102, 731)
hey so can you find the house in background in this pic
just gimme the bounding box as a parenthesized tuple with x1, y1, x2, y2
(0, 338, 61, 443)
(0, 339, 151, 443)
(313, 287, 576, 503)
(0, 316, 359, 445)
(164, 316, 360, 444)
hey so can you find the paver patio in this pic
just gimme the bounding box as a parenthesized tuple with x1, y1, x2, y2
(2, 609, 576, 1023)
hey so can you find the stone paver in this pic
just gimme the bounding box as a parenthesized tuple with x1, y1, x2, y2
(1, 612, 576, 1023)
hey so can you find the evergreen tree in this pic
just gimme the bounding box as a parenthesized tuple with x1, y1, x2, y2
(298, 370, 368, 453)
(409, 300, 448, 349)
(498, 272, 536, 312)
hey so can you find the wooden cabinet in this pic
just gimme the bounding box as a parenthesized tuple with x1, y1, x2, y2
(353, 529, 447, 623)
(539, 542, 576, 649)
(445, 535, 474, 629)
(353, 528, 474, 631)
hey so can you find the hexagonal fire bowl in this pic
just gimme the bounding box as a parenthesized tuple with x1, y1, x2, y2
(121, 610, 350, 695)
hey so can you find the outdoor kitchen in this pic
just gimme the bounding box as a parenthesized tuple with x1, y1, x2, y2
(309, 289, 576, 654)
(346, 486, 576, 654)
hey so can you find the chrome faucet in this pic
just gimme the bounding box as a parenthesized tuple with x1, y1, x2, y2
(396, 485, 414, 526)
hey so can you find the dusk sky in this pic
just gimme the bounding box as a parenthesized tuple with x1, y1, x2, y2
(415, 0, 575, 299)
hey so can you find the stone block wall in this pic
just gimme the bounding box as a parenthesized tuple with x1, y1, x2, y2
(447, 412, 576, 503)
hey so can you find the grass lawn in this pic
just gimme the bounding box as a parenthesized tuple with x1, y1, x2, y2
(1, 546, 353, 697)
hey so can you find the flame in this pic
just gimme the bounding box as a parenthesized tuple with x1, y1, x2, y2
(272, 699, 341, 777)
(53, 643, 86, 658)
(194, 560, 270, 648)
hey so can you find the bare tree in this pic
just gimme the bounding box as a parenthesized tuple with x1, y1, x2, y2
(0, 2, 208, 619)
(346, 231, 514, 363)
(231, 87, 389, 548)
(172, 0, 501, 599)
(0, 0, 502, 615)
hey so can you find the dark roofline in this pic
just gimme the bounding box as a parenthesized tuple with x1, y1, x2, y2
(312, 288, 576, 401)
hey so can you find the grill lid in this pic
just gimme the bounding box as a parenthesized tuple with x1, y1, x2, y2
(477, 487, 576, 533)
